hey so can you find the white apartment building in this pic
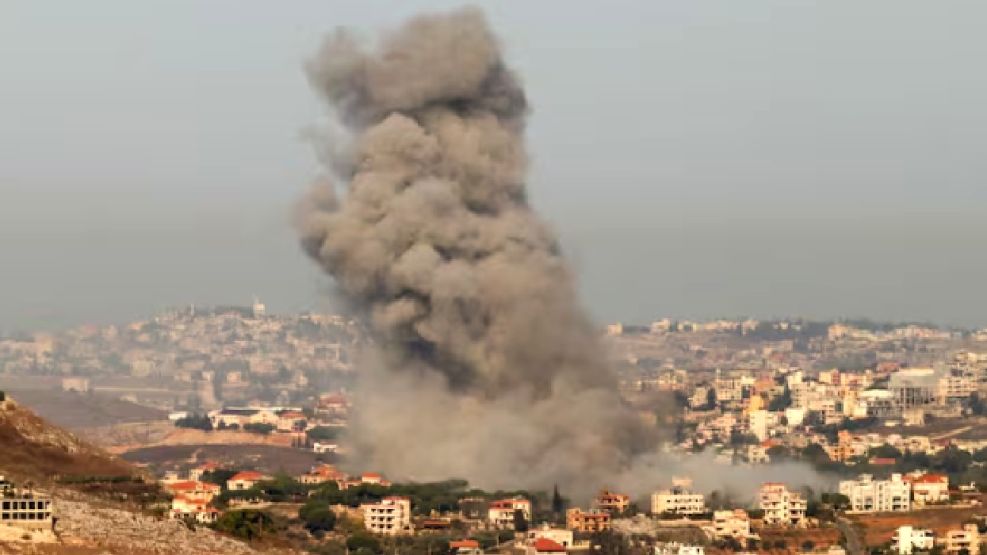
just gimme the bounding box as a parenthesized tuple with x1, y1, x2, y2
(758, 483, 806, 527)
(651, 487, 706, 516)
(892, 526, 934, 555)
(839, 474, 911, 513)
(362, 496, 412, 535)
(488, 497, 532, 529)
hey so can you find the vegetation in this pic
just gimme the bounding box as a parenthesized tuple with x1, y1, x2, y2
(212, 509, 281, 541)
(174, 413, 212, 431)
(298, 500, 336, 537)
(306, 425, 342, 442)
(243, 422, 275, 435)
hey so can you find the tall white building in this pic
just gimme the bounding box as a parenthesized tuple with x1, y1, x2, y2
(362, 496, 412, 535)
(651, 487, 706, 516)
(892, 526, 934, 555)
(758, 483, 806, 527)
(839, 474, 911, 513)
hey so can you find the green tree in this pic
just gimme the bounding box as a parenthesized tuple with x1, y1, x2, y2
(212, 510, 279, 541)
(299, 500, 336, 536)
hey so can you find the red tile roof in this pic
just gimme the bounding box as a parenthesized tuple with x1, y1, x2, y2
(907, 473, 948, 484)
(450, 540, 480, 549)
(533, 538, 566, 552)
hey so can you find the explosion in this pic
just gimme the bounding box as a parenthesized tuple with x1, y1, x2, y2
(297, 7, 643, 494)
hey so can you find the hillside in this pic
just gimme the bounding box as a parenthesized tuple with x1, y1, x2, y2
(0, 395, 134, 481)
(5, 389, 167, 430)
(0, 395, 298, 554)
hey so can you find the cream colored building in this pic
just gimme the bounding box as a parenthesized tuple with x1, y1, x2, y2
(652, 487, 706, 516)
(362, 496, 412, 535)
(758, 483, 806, 527)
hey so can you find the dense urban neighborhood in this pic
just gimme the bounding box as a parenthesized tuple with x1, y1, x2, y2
(4, 306, 987, 554)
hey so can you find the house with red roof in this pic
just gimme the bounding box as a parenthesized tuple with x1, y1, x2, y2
(298, 464, 346, 485)
(163, 480, 221, 503)
(905, 473, 949, 505)
(170, 495, 220, 523)
(226, 470, 271, 491)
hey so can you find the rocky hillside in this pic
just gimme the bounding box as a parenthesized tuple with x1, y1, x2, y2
(0, 395, 133, 481)
(0, 395, 298, 554)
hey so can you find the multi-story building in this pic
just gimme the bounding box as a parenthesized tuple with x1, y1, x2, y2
(839, 474, 911, 513)
(566, 508, 611, 532)
(651, 486, 706, 516)
(593, 490, 631, 514)
(362, 496, 412, 535)
(892, 526, 934, 555)
(712, 509, 753, 545)
(525, 524, 574, 550)
(758, 483, 806, 527)
(0, 477, 54, 536)
(488, 497, 532, 529)
(942, 524, 980, 555)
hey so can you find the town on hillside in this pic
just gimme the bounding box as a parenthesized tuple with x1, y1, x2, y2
(5, 310, 987, 553)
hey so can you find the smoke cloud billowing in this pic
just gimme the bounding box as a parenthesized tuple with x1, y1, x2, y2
(298, 7, 644, 495)
(297, 7, 828, 499)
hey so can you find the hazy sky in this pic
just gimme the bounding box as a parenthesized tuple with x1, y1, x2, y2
(2, 1, 987, 332)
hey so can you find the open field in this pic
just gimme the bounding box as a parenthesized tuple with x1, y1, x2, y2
(121, 443, 329, 475)
(2, 389, 166, 430)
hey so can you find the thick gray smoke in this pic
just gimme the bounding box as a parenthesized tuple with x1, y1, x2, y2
(298, 7, 643, 495)
(297, 7, 832, 501)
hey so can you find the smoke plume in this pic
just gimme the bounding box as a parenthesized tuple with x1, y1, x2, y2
(297, 7, 832, 501)
(298, 7, 644, 495)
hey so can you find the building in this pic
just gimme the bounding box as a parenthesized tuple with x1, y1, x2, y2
(942, 524, 980, 555)
(651, 486, 707, 516)
(758, 483, 806, 527)
(526, 524, 574, 550)
(458, 497, 490, 523)
(530, 538, 567, 554)
(362, 496, 412, 535)
(188, 461, 221, 482)
(298, 464, 346, 485)
(0, 478, 53, 535)
(839, 474, 911, 513)
(449, 539, 483, 555)
(61, 377, 90, 393)
(594, 490, 631, 514)
(892, 526, 934, 555)
(654, 543, 706, 555)
(226, 471, 270, 491)
(712, 509, 753, 545)
(488, 497, 532, 529)
(566, 508, 611, 532)
(163, 480, 221, 503)
(889, 368, 941, 413)
(904, 473, 949, 505)
(169, 495, 220, 523)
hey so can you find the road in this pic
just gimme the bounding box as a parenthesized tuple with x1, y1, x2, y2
(837, 516, 865, 555)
